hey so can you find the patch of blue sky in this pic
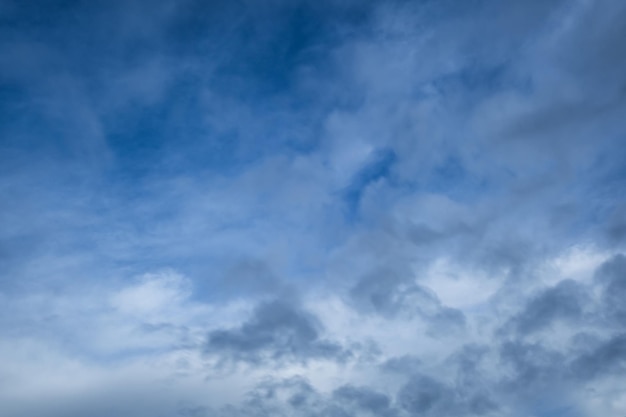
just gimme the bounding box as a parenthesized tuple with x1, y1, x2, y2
(341, 147, 396, 221)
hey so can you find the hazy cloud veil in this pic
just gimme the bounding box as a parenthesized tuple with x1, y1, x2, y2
(1, 0, 625, 416)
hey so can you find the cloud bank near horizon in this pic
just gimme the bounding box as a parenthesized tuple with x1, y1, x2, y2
(1, 0, 626, 416)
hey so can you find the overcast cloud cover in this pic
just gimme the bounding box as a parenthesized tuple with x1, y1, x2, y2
(1, 0, 626, 416)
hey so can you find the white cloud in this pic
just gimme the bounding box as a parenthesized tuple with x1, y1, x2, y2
(111, 270, 191, 316)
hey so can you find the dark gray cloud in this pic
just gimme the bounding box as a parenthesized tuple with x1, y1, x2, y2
(387, 344, 499, 417)
(216, 376, 350, 417)
(205, 299, 347, 364)
(397, 373, 498, 417)
(218, 368, 499, 417)
(595, 254, 626, 326)
(498, 340, 566, 391)
(397, 376, 451, 416)
(506, 279, 589, 336)
(570, 333, 626, 381)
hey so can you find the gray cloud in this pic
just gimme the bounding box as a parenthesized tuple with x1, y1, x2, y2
(333, 385, 396, 417)
(506, 279, 589, 336)
(571, 333, 626, 381)
(2, 0, 626, 416)
(498, 340, 566, 391)
(397, 373, 498, 417)
(595, 254, 626, 326)
(205, 299, 348, 364)
(350, 268, 466, 334)
(216, 376, 348, 417)
(381, 355, 423, 376)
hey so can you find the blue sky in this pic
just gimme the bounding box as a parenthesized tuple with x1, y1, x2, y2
(1, 0, 626, 416)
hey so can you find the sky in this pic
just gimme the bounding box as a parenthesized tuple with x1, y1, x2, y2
(1, 0, 625, 416)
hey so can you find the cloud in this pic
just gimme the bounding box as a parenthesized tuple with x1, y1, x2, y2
(205, 299, 348, 365)
(332, 384, 396, 416)
(111, 270, 191, 316)
(595, 254, 626, 326)
(506, 279, 589, 336)
(1, 0, 626, 416)
(571, 333, 626, 381)
(397, 373, 499, 417)
(350, 267, 466, 335)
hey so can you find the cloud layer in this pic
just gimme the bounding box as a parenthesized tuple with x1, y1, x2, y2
(1, 0, 625, 416)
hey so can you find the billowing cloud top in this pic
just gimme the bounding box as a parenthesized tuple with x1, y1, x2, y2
(1, 0, 625, 416)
